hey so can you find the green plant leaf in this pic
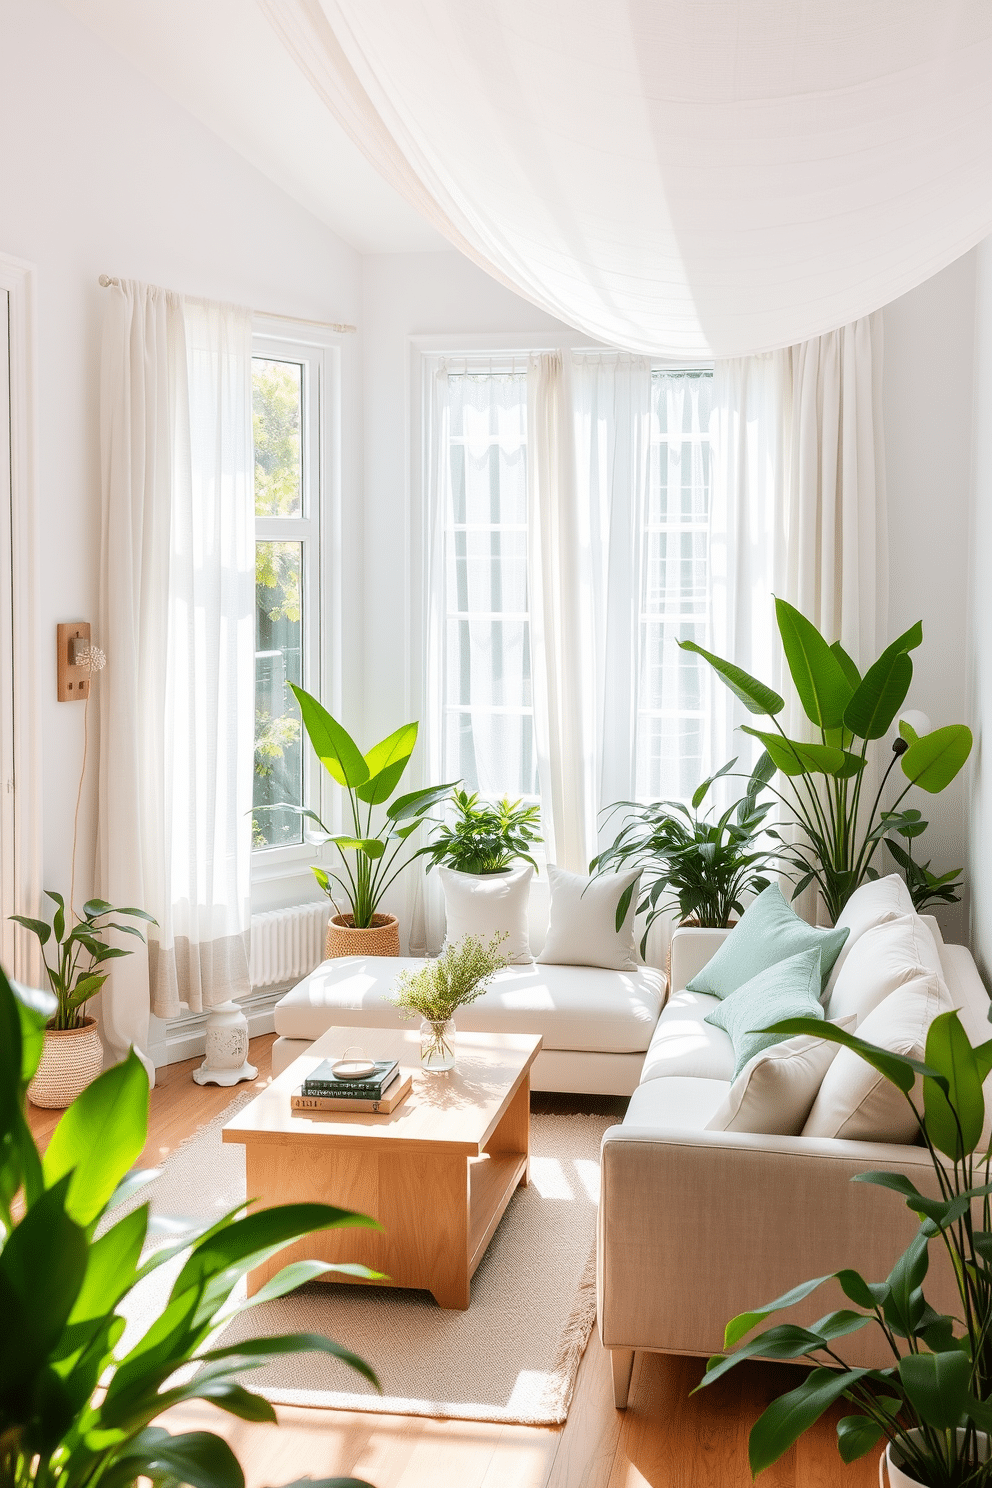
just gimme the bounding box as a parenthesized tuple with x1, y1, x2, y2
(748, 1367, 872, 1477)
(197, 1331, 380, 1390)
(898, 1351, 970, 1431)
(922, 1010, 985, 1159)
(290, 685, 369, 788)
(691, 757, 737, 811)
(837, 1414, 884, 1464)
(0, 1176, 89, 1393)
(830, 642, 862, 691)
(723, 1276, 835, 1349)
(356, 722, 418, 804)
(901, 724, 973, 794)
(884, 1230, 930, 1338)
(775, 599, 853, 729)
(844, 650, 913, 740)
(739, 727, 849, 777)
(9, 912, 52, 945)
(329, 836, 386, 861)
(42, 1049, 149, 1226)
(171, 1203, 380, 1300)
(108, 1428, 245, 1488)
(386, 781, 459, 822)
(698, 1324, 826, 1390)
(677, 638, 785, 716)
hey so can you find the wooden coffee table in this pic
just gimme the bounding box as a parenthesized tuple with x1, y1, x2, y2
(223, 1024, 542, 1310)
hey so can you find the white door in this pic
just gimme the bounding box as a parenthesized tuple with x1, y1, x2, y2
(0, 289, 14, 970)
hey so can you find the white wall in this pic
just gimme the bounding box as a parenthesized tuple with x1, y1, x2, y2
(883, 251, 977, 944)
(969, 239, 992, 980)
(0, 0, 363, 923)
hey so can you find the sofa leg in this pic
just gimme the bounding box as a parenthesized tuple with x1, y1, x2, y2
(610, 1348, 635, 1409)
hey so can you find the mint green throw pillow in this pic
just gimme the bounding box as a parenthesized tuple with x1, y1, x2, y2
(705, 947, 824, 1079)
(685, 883, 848, 1000)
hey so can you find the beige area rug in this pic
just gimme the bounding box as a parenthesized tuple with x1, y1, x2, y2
(120, 1092, 612, 1426)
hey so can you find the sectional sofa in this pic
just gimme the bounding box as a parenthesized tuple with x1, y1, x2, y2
(597, 877, 991, 1407)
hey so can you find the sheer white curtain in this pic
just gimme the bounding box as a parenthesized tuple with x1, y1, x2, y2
(98, 283, 254, 1070)
(710, 313, 886, 759)
(709, 314, 886, 915)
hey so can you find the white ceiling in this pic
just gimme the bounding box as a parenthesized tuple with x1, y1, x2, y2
(56, 0, 448, 255)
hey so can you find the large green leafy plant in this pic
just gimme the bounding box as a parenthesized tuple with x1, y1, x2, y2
(419, 790, 542, 876)
(0, 965, 378, 1488)
(590, 758, 779, 951)
(698, 1008, 992, 1486)
(10, 893, 156, 1032)
(261, 685, 455, 928)
(680, 601, 972, 923)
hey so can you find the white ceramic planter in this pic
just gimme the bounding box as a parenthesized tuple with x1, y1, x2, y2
(192, 1001, 258, 1087)
(28, 1016, 104, 1109)
(881, 1428, 990, 1487)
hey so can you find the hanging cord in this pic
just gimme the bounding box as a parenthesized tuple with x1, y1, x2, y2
(69, 645, 107, 923)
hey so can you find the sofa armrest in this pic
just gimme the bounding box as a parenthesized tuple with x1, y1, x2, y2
(669, 927, 733, 993)
(597, 1122, 946, 1366)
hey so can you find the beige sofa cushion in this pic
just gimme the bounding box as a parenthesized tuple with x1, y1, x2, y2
(803, 972, 951, 1143)
(825, 873, 915, 995)
(705, 1014, 856, 1136)
(273, 955, 665, 1053)
(638, 990, 735, 1083)
(622, 1074, 731, 1131)
(824, 913, 943, 1025)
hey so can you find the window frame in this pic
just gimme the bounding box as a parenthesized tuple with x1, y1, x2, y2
(250, 320, 342, 897)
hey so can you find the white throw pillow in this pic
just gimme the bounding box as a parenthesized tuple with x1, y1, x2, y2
(825, 874, 915, 996)
(706, 1014, 857, 1136)
(824, 913, 943, 1025)
(440, 864, 534, 965)
(803, 972, 951, 1143)
(537, 865, 640, 970)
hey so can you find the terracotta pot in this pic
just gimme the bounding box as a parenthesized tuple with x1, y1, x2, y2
(28, 1015, 104, 1109)
(325, 912, 400, 960)
(881, 1428, 990, 1487)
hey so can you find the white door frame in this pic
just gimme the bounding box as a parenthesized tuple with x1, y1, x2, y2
(0, 251, 42, 983)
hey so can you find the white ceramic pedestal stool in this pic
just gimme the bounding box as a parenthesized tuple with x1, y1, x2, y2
(192, 1001, 258, 1086)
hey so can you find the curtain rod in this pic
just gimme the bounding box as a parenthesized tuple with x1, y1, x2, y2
(97, 276, 356, 334)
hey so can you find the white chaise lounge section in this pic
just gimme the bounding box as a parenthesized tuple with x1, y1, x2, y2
(271, 955, 667, 1095)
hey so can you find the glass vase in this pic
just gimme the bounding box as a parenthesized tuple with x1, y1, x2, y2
(420, 1018, 456, 1071)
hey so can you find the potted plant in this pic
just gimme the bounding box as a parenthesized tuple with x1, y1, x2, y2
(589, 758, 780, 957)
(419, 789, 542, 875)
(697, 1007, 992, 1486)
(259, 684, 455, 957)
(878, 808, 964, 913)
(10, 890, 156, 1109)
(0, 963, 377, 1488)
(391, 933, 507, 1069)
(680, 601, 973, 923)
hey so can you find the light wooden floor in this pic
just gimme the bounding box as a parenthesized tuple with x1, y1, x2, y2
(27, 1036, 876, 1488)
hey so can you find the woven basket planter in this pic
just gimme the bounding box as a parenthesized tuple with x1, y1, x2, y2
(325, 912, 400, 960)
(28, 1015, 104, 1109)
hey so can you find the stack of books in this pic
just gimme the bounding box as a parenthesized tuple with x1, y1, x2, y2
(291, 1057, 412, 1114)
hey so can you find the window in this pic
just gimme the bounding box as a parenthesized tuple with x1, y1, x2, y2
(635, 369, 714, 802)
(440, 367, 537, 802)
(251, 342, 322, 854)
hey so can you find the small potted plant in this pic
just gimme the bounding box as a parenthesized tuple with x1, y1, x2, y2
(419, 790, 542, 876)
(391, 933, 507, 1069)
(698, 1007, 992, 1486)
(590, 758, 780, 957)
(11, 891, 156, 1108)
(257, 685, 455, 957)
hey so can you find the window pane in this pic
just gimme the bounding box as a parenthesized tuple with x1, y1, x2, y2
(636, 369, 713, 802)
(253, 358, 303, 517)
(442, 371, 535, 801)
(253, 541, 303, 848)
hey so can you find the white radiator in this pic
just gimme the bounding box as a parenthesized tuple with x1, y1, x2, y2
(249, 901, 328, 989)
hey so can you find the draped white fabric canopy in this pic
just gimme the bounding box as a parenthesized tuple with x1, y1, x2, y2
(262, 0, 992, 357)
